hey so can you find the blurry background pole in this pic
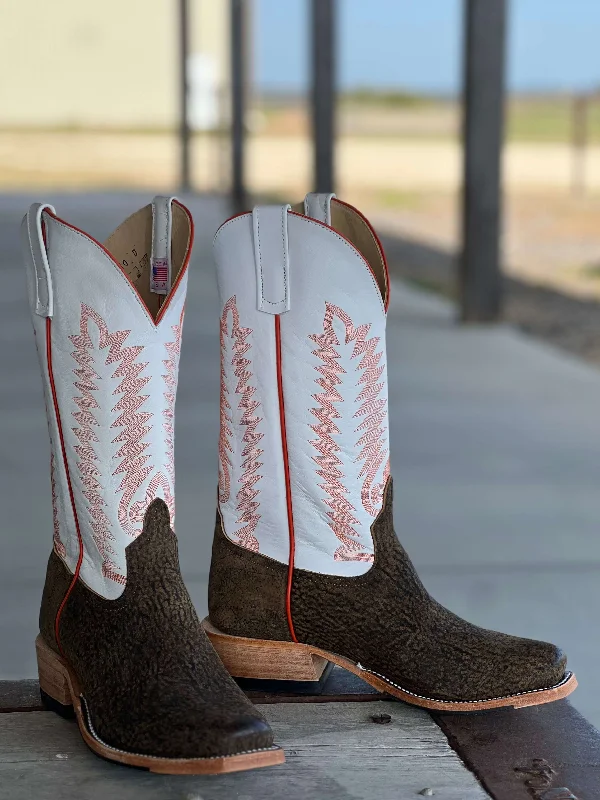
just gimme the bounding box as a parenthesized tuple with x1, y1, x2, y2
(178, 0, 191, 193)
(572, 94, 588, 197)
(231, 0, 248, 211)
(460, 0, 507, 322)
(311, 0, 336, 193)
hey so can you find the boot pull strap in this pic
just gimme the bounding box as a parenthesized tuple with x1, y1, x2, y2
(304, 192, 336, 226)
(150, 195, 176, 296)
(22, 202, 56, 318)
(252, 204, 291, 314)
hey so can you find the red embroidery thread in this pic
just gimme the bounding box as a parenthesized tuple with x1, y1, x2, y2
(70, 304, 152, 583)
(160, 309, 184, 525)
(310, 302, 388, 561)
(130, 471, 174, 525)
(220, 296, 263, 552)
(218, 299, 234, 504)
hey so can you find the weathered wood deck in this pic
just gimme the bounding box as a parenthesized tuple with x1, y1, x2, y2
(2, 670, 599, 799)
(0, 702, 485, 800)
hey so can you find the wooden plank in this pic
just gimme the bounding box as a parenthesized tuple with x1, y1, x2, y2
(435, 700, 600, 800)
(0, 680, 42, 713)
(7, 672, 600, 797)
(459, 0, 507, 322)
(311, 0, 336, 193)
(0, 703, 489, 799)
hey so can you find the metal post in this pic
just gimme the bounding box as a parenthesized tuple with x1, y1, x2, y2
(311, 0, 336, 193)
(230, 0, 247, 211)
(179, 0, 191, 193)
(459, 0, 507, 322)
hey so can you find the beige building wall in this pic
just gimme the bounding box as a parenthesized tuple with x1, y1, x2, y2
(0, 0, 229, 129)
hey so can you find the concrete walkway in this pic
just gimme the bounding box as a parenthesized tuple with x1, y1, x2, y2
(1, 193, 599, 730)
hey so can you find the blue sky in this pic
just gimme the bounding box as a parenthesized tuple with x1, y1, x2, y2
(255, 0, 600, 94)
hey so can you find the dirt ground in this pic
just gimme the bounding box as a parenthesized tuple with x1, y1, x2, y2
(364, 190, 600, 302)
(4, 129, 600, 364)
(369, 192, 600, 366)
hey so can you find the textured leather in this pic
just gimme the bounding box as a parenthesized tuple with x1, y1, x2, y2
(209, 479, 569, 703)
(41, 499, 274, 759)
(252, 205, 291, 314)
(24, 200, 191, 599)
(214, 207, 389, 575)
(304, 192, 335, 225)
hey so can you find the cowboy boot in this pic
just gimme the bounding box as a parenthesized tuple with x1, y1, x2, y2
(24, 198, 284, 773)
(203, 194, 577, 711)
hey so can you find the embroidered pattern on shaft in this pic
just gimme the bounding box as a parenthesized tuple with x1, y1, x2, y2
(309, 302, 388, 561)
(50, 452, 66, 558)
(70, 304, 152, 584)
(36, 327, 67, 559)
(219, 296, 264, 552)
(218, 301, 234, 504)
(158, 306, 184, 525)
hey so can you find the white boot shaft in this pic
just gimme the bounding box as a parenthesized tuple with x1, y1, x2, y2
(23, 198, 193, 598)
(214, 195, 389, 575)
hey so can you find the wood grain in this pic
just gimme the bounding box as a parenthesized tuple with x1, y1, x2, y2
(0, 680, 43, 713)
(0, 702, 489, 799)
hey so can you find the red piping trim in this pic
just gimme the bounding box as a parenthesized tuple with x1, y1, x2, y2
(215, 210, 249, 232)
(330, 199, 390, 312)
(288, 211, 388, 313)
(46, 318, 84, 656)
(275, 315, 298, 643)
(44, 199, 194, 327)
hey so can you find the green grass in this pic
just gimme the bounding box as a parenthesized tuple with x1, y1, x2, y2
(340, 89, 432, 108)
(256, 94, 600, 144)
(507, 99, 600, 143)
(374, 189, 423, 210)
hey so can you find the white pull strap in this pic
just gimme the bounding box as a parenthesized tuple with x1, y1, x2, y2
(151, 196, 176, 295)
(21, 202, 56, 317)
(304, 192, 336, 226)
(252, 204, 291, 314)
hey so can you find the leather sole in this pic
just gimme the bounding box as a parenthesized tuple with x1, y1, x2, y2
(35, 635, 285, 774)
(202, 618, 578, 712)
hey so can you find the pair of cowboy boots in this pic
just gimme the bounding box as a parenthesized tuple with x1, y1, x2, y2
(24, 194, 576, 775)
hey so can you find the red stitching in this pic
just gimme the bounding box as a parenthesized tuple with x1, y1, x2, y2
(276, 315, 298, 643)
(46, 200, 194, 328)
(70, 304, 153, 581)
(47, 317, 84, 656)
(160, 306, 184, 525)
(218, 301, 234, 504)
(219, 297, 263, 552)
(309, 302, 389, 561)
(332, 199, 390, 312)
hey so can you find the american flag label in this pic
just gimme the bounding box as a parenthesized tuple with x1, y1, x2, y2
(151, 258, 170, 295)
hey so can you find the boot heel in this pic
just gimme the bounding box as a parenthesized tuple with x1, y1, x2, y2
(35, 635, 73, 708)
(202, 619, 329, 681)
